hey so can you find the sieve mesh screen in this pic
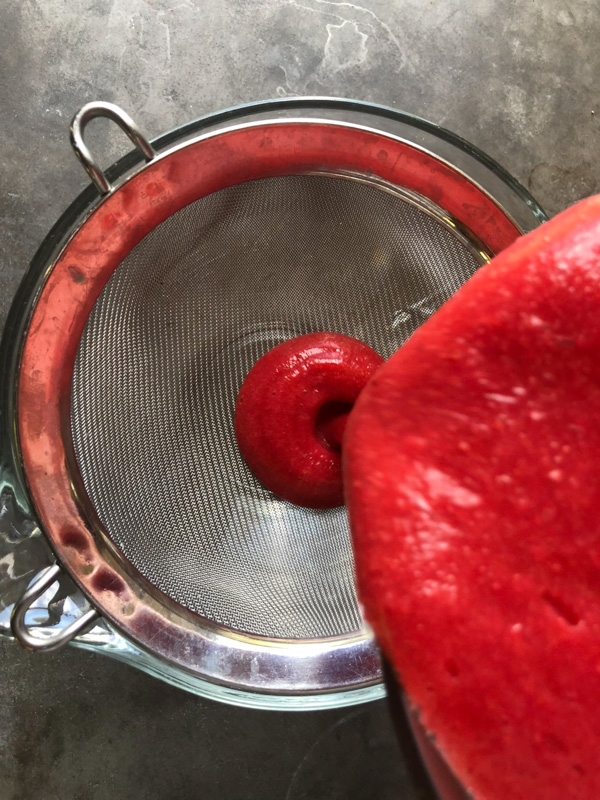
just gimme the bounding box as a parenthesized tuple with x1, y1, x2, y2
(71, 174, 481, 639)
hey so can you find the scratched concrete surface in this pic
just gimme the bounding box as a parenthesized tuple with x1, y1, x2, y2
(1, 1, 599, 798)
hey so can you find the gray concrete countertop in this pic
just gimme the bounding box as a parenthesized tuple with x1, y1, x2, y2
(1, 2, 598, 798)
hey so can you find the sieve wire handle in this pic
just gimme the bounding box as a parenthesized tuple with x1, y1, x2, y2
(11, 563, 99, 652)
(70, 101, 156, 196)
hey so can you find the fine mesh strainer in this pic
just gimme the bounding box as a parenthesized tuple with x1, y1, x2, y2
(1, 98, 547, 709)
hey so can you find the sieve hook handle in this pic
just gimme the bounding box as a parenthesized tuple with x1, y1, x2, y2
(11, 563, 99, 652)
(70, 101, 156, 196)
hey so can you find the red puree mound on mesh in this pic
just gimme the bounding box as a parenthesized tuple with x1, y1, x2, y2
(235, 332, 383, 508)
(344, 195, 600, 800)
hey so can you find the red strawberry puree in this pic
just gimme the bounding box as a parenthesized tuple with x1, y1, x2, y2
(235, 332, 382, 508)
(234, 196, 600, 799)
(345, 195, 600, 800)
